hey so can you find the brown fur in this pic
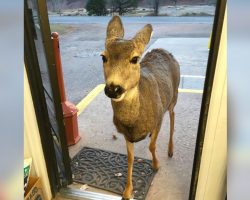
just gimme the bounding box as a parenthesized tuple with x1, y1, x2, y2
(112, 48, 180, 143)
(102, 16, 180, 199)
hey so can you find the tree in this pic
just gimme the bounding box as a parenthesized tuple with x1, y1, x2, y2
(153, 0, 160, 16)
(86, 0, 107, 16)
(110, 0, 138, 15)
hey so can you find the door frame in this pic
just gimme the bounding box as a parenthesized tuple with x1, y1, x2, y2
(188, 0, 226, 199)
(24, 0, 72, 196)
(24, 0, 226, 199)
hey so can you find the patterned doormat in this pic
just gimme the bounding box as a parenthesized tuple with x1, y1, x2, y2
(71, 147, 156, 200)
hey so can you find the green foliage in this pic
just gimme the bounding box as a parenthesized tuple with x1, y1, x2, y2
(111, 0, 138, 15)
(86, 0, 107, 16)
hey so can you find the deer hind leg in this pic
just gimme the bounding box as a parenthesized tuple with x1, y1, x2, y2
(149, 128, 160, 171)
(168, 109, 175, 157)
(123, 139, 134, 199)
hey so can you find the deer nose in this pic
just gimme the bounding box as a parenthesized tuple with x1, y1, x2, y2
(104, 84, 124, 99)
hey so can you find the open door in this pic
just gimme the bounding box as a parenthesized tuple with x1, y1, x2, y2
(24, 0, 226, 199)
(24, 0, 72, 196)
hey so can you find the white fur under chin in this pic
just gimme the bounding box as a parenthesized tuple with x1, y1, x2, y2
(111, 92, 126, 102)
(111, 87, 138, 102)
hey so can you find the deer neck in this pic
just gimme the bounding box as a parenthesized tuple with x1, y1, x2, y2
(111, 85, 140, 125)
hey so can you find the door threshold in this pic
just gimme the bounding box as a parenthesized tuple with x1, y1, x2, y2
(59, 187, 123, 200)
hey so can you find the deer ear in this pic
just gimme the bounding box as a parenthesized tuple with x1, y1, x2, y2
(133, 24, 153, 52)
(106, 16, 124, 42)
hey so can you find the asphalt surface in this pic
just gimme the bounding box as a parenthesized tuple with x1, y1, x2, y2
(49, 16, 214, 25)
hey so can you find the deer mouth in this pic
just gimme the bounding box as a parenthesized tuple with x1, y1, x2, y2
(111, 92, 126, 102)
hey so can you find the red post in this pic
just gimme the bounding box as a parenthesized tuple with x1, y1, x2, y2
(51, 32, 81, 146)
(51, 32, 66, 102)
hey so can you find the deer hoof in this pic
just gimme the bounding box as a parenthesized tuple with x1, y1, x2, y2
(152, 160, 160, 171)
(122, 187, 133, 200)
(168, 151, 173, 158)
(122, 194, 133, 200)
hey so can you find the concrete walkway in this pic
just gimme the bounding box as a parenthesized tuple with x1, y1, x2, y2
(69, 91, 202, 200)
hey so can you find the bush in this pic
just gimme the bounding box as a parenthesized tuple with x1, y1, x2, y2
(86, 0, 107, 16)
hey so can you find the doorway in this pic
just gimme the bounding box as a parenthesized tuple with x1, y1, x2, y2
(24, 0, 226, 199)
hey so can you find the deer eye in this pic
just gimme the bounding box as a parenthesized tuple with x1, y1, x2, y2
(130, 56, 139, 64)
(101, 55, 108, 63)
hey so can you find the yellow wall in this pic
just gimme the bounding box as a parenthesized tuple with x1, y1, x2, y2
(195, 7, 227, 200)
(24, 67, 52, 200)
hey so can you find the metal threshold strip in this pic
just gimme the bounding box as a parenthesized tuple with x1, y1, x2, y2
(59, 187, 123, 200)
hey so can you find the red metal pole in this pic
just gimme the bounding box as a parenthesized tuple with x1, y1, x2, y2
(51, 32, 66, 102)
(51, 32, 81, 146)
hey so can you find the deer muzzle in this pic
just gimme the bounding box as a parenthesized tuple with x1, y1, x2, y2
(104, 84, 125, 99)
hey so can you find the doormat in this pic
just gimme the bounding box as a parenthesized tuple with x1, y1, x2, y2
(71, 147, 156, 200)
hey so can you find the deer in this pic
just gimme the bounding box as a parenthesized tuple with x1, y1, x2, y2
(101, 16, 180, 199)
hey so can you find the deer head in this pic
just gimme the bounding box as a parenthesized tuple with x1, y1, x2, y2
(101, 16, 153, 102)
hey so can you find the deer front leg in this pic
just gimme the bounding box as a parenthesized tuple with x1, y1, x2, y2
(168, 109, 175, 157)
(149, 128, 160, 171)
(123, 139, 134, 199)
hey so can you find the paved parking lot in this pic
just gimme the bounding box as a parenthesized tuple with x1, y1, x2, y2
(147, 37, 209, 90)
